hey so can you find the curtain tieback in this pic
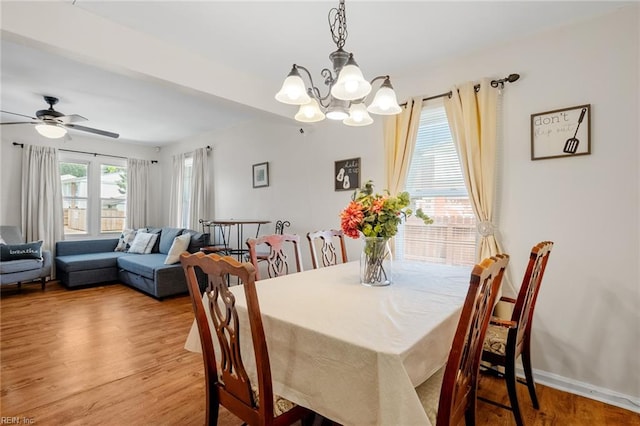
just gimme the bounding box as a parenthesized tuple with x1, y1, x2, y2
(476, 221, 495, 237)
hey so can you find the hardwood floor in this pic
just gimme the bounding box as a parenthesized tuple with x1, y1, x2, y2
(1, 281, 638, 425)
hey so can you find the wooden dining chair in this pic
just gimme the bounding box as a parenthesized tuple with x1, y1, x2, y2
(180, 252, 312, 426)
(254, 220, 291, 261)
(246, 234, 303, 281)
(306, 229, 348, 269)
(479, 241, 554, 426)
(416, 254, 509, 425)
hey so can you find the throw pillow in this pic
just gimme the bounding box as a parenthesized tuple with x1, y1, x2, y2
(0, 241, 43, 261)
(114, 228, 137, 252)
(128, 232, 159, 254)
(164, 233, 192, 265)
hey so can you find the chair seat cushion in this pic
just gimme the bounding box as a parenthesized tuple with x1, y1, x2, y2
(483, 323, 508, 356)
(0, 258, 44, 274)
(250, 385, 297, 417)
(415, 365, 445, 425)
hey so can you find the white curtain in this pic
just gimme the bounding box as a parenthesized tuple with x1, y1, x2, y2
(168, 153, 185, 227)
(126, 158, 151, 228)
(383, 97, 423, 195)
(21, 144, 64, 262)
(443, 78, 503, 261)
(188, 147, 210, 230)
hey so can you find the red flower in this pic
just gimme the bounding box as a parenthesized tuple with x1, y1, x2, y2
(340, 201, 364, 239)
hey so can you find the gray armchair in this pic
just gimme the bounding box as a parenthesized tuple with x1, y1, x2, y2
(0, 225, 52, 290)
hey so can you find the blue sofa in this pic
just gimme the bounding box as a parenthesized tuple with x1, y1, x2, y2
(55, 227, 208, 299)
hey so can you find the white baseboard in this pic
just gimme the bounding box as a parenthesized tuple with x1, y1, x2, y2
(516, 367, 640, 414)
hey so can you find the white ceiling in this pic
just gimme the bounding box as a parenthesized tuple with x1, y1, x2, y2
(0, 1, 629, 146)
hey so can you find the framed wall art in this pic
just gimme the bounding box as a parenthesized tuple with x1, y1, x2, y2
(252, 162, 269, 188)
(531, 104, 591, 160)
(334, 157, 360, 191)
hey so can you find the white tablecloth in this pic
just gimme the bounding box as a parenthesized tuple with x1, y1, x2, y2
(184, 260, 469, 426)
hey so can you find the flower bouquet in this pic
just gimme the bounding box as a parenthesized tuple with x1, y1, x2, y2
(340, 180, 432, 285)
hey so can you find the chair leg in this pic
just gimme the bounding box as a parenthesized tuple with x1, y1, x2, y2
(522, 349, 540, 409)
(505, 361, 524, 426)
(41, 277, 47, 291)
(465, 403, 476, 426)
(205, 385, 219, 426)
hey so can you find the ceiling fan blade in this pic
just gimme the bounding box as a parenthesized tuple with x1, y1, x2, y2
(0, 121, 36, 126)
(57, 114, 88, 124)
(0, 110, 37, 120)
(65, 123, 119, 139)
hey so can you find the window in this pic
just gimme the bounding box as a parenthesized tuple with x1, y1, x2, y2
(59, 154, 127, 236)
(100, 164, 127, 233)
(398, 100, 476, 265)
(60, 162, 89, 235)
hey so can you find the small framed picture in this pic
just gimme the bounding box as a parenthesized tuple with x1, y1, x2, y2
(531, 104, 591, 160)
(334, 157, 360, 191)
(252, 162, 269, 188)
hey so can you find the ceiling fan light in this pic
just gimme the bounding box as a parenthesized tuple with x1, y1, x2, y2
(35, 123, 67, 139)
(275, 67, 311, 105)
(367, 78, 402, 115)
(295, 98, 325, 123)
(343, 103, 373, 126)
(331, 55, 372, 101)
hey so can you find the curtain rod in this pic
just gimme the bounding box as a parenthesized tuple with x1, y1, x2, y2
(402, 73, 520, 106)
(12, 142, 158, 164)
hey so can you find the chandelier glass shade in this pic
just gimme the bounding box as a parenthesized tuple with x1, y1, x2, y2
(275, 0, 401, 126)
(35, 123, 67, 139)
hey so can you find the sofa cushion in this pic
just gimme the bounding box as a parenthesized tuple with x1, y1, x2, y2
(0, 226, 23, 245)
(114, 228, 138, 252)
(128, 232, 159, 254)
(1, 241, 43, 261)
(146, 227, 162, 253)
(0, 258, 44, 274)
(183, 230, 209, 253)
(56, 239, 119, 256)
(117, 254, 174, 280)
(56, 252, 129, 273)
(159, 228, 184, 254)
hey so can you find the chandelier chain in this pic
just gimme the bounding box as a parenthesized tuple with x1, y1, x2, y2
(328, 0, 348, 49)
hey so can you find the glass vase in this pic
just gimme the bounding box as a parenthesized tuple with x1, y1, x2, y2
(360, 237, 393, 286)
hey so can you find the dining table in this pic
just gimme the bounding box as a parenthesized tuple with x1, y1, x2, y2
(184, 260, 470, 426)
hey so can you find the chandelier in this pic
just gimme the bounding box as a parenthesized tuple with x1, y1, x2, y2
(275, 0, 401, 126)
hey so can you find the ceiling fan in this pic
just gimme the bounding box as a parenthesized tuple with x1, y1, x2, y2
(0, 95, 119, 139)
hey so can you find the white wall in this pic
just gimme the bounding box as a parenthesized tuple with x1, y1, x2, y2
(160, 116, 384, 269)
(0, 126, 162, 232)
(159, 5, 640, 407)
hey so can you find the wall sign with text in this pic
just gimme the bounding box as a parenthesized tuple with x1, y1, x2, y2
(334, 158, 360, 191)
(531, 104, 591, 160)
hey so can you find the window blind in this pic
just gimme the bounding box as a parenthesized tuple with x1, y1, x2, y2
(398, 100, 476, 266)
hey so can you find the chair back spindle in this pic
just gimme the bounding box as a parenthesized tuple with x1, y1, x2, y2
(306, 229, 348, 269)
(247, 234, 303, 281)
(181, 252, 310, 425)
